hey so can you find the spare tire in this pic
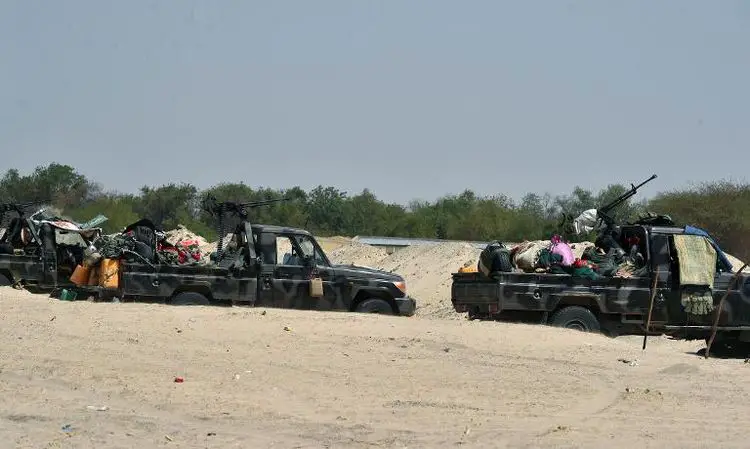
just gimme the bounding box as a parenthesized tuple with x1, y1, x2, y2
(478, 241, 513, 276)
(0, 272, 11, 286)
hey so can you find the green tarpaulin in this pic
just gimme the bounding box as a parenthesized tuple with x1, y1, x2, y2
(673, 234, 717, 315)
(673, 234, 717, 288)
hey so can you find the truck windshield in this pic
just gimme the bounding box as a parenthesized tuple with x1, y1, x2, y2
(294, 235, 328, 266)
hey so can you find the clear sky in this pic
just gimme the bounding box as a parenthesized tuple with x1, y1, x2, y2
(1, 1, 748, 205)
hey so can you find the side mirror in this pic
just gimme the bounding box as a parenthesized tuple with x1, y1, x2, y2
(302, 254, 314, 267)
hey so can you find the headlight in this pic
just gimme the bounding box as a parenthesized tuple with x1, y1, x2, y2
(393, 281, 406, 294)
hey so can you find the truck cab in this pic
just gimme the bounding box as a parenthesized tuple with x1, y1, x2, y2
(115, 221, 416, 316)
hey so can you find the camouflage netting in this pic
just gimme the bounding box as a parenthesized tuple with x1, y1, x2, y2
(92, 234, 136, 259)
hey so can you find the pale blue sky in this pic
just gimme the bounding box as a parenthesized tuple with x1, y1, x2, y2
(1, 1, 748, 204)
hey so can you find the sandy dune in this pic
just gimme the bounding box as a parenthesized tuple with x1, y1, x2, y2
(1, 287, 747, 449)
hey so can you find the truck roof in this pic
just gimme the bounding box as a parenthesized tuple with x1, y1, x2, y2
(638, 225, 687, 235)
(250, 223, 313, 236)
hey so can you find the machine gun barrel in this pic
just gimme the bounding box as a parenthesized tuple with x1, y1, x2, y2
(203, 196, 290, 216)
(231, 197, 291, 213)
(0, 200, 47, 213)
(597, 174, 657, 227)
(0, 200, 50, 222)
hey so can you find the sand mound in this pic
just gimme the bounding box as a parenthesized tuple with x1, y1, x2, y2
(0, 285, 40, 298)
(327, 241, 389, 268)
(725, 253, 750, 272)
(317, 236, 352, 253)
(377, 242, 481, 318)
(326, 241, 480, 318)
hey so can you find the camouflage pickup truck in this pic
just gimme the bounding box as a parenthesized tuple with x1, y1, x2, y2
(451, 223, 750, 347)
(108, 221, 416, 317)
(0, 209, 103, 293)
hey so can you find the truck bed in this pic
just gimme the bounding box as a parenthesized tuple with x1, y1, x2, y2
(121, 261, 231, 277)
(116, 262, 254, 303)
(451, 270, 656, 317)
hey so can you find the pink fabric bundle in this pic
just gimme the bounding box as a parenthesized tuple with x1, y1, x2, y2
(550, 234, 575, 266)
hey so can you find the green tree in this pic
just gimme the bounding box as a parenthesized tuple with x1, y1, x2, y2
(304, 186, 348, 236)
(135, 183, 199, 230)
(67, 194, 140, 233)
(648, 181, 750, 262)
(0, 163, 95, 211)
(1, 162, 747, 262)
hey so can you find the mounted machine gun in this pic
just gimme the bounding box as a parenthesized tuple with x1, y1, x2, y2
(201, 195, 291, 260)
(0, 201, 49, 223)
(596, 174, 657, 232)
(559, 174, 658, 240)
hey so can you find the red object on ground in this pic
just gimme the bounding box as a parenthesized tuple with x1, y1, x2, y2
(174, 377, 184, 383)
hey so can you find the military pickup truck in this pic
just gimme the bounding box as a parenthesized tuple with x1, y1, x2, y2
(102, 220, 417, 317)
(451, 223, 750, 347)
(0, 205, 104, 293)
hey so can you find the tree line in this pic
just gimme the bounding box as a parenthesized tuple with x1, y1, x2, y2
(1, 163, 748, 261)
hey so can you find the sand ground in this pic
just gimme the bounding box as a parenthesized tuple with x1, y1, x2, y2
(1, 287, 747, 449)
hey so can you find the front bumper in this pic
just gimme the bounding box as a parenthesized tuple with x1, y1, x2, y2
(395, 296, 417, 317)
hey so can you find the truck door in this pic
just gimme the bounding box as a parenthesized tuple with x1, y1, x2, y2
(224, 254, 259, 306)
(272, 233, 313, 310)
(291, 233, 341, 311)
(648, 233, 676, 324)
(256, 231, 279, 308)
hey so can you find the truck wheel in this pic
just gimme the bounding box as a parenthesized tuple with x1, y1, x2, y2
(549, 306, 600, 333)
(355, 298, 394, 315)
(171, 291, 211, 306)
(705, 334, 744, 356)
(0, 273, 11, 287)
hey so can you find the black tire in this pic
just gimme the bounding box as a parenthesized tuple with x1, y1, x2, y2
(354, 298, 394, 315)
(704, 335, 748, 356)
(0, 273, 11, 287)
(171, 291, 211, 306)
(496, 250, 513, 272)
(548, 305, 600, 333)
